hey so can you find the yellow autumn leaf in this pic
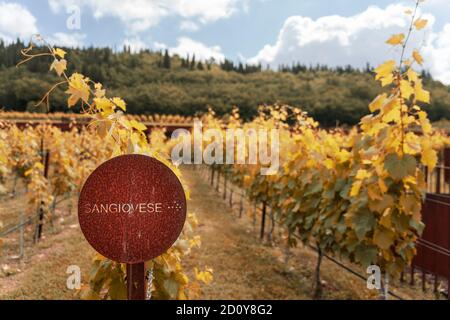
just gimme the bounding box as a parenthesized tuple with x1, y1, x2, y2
(323, 158, 335, 169)
(367, 184, 382, 200)
(382, 107, 400, 123)
(412, 49, 424, 65)
(130, 120, 147, 132)
(414, 80, 430, 104)
(418, 111, 432, 134)
(243, 175, 252, 187)
(112, 97, 127, 112)
(350, 180, 363, 197)
(407, 68, 418, 82)
(414, 18, 428, 30)
(369, 93, 387, 112)
(194, 267, 213, 285)
(400, 193, 420, 216)
(50, 59, 67, 76)
(380, 73, 394, 87)
(24, 168, 33, 177)
(375, 60, 396, 81)
(386, 33, 405, 46)
(400, 80, 414, 100)
(34, 162, 44, 170)
(174, 272, 189, 286)
(66, 73, 90, 108)
(337, 149, 351, 163)
(53, 48, 67, 59)
(189, 235, 202, 248)
(94, 97, 114, 114)
(378, 178, 388, 193)
(93, 252, 105, 262)
(92, 118, 112, 139)
(373, 227, 395, 250)
(355, 169, 371, 180)
(421, 140, 437, 170)
(379, 208, 392, 228)
(94, 83, 105, 98)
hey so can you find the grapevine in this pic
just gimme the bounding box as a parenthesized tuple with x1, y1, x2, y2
(17, 37, 212, 300)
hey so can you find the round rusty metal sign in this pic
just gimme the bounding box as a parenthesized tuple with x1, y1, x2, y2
(78, 154, 187, 264)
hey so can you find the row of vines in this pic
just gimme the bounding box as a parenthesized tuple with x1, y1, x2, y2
(196, 1, 450, 298)
(1, 24, 214, 299)
(0, 122, 212, 299)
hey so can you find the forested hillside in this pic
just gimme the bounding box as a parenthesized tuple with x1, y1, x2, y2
(1, 40, 450, 126)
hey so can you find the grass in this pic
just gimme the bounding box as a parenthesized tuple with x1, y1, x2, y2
(0, 201, 95, 299)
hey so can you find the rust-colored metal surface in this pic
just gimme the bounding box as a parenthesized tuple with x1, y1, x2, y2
(414, 193, 450, 283)
(127, 263, 146, 300)
(444, 149, 450, 183)
(78, 154, 187, 264)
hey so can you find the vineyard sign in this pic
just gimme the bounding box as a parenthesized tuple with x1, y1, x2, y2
(78, 154, 187, 299)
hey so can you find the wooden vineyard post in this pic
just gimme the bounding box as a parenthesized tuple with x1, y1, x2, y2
(210, 167, 215, 186)
(239, 193, 244, 218)
(223, 176, 227, 199)
(436, 166, 441, 194)
(127, 263, 146, 300)
(422, 270, 426, 292)
(216, 172, 220, 191)
(253, 202, 257, 227)
(229, 189, 233, 208)
(260, 201, 267, 240)
(35, 148, 50, 243)
(19, 210, 24, 259)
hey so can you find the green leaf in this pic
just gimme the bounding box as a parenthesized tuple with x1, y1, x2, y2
(353, 209, 375, 240)
(304, 180, 323, 197)
(355, 245, 378, 267)
(368, 194, 394, 213)
(109, 276, 127, 300)
(391, 211, 410, 232)
(373, 227, 395, 250)
(163, 278, 179, 299)
(409, 219, 425, 235)
(384, 153, 416, 181)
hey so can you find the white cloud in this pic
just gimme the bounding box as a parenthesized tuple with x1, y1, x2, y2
(423, 23, 450, 84)
(180, 20, 200, 32)
(153, 41, 168, 51)
(175, 0, 241, 24)
(0, 2, 38, 43)
(249, 4, 426, 66)
(165, 37, 225, 62)
(47, 32, 86, 47)
(248, 4, 450, 84)
(122, 37, 224, 62)
(426, 0, 450, 16)
(48, 0, 247, 33)
(123, 37, 148, 53)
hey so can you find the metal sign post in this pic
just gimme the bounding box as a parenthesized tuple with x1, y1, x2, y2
(78, 155, 187, 300)
(127, 263, 146, 300)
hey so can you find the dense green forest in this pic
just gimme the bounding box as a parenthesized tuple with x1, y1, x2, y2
(1, 40, 450, 126)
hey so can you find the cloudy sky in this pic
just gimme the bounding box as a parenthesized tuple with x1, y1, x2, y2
(0, 0, 449, 83)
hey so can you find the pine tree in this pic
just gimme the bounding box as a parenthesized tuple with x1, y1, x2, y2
(190, 54, 196, 70)
(162, 49, 171, 69)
